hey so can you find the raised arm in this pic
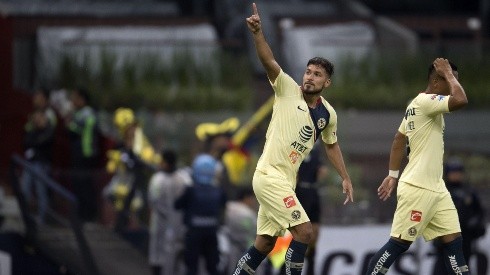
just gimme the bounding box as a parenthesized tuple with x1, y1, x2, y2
(433, 58, 468, 111)
(246, 3, 281, 82)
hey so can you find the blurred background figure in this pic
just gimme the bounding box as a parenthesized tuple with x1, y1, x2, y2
(31, 88, 57, 128)
(175, 154, 227, 275)
(223, 186, 259, 274)
(147, 149, 192, 275)
(432, 158, 487, 275)
(295, 143, 328, 275)
(104, 108, 158, 232)
(21, 100, 56, 223)
(195, 117, 239, 199)
(65, 87, 100, 222)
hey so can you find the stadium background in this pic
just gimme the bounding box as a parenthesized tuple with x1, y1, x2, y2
(0, 0, 489, 274)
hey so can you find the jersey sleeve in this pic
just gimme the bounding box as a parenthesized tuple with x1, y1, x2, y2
(270, 69, 301, 97)
(398, 118, 407, 135)
(321, 102, 338, 145)
(417, 93, 450, 116)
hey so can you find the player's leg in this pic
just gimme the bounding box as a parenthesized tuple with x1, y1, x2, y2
(366, 236, 411, 275)
(232, 234, 276, 275)
(439, 233, 470, 274)
(426, 191, 470, 274)
(287, 221, 313, 275)
(366, 183, 421, 275)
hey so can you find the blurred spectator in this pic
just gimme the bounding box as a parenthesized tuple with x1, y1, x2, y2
(65, 87, 100, 222)
(147, 149, 192, 275)
(195, 117, 239, 199)
(104, 108, 159, 231)
(224, 186, 258, 274)
(175, 154, 227, 275)
(432, 158, 487, 275)
(31, 88, 57, 127)
(21, 108, 55, 223)
(295, 143, 328, 275)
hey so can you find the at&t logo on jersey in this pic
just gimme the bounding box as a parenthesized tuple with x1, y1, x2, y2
(410, 210, 422, 222)
(283, 196, 296, 208)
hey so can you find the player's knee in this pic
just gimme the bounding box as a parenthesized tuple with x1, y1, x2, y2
(255, 236, 276, 254)
(292, 224, 314, 244)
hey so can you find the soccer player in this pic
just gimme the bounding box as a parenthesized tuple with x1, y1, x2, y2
(366, 58, 470, 275)
(232, 3, 354, 275)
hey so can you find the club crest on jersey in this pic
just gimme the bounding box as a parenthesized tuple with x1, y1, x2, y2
(317, 118, 327, 130)
(408, 226, 417, 237)
(410, 210, 422, 222)
(289, 151, 300, 164)
(283, 196, 296, 208)
(291, 210, 301, 221)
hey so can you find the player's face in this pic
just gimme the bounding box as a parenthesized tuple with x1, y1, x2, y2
(302, 64, 331, 94)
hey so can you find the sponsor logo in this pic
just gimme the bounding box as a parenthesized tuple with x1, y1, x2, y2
(371, 250, 391, 275)
(410, 210, 422, 222)
(405, 107, 416, 119)
(408, 226, 417, 237)
(283, 196, 296, 208)
(438, 95, 445, 101)
(232, 253, 251, 275)
(317, 118, 327, 130)
(297, 106, 307, 112)
(448, 255, 463, 275)
(299, 126, 314, 143)
(290, 141, 308, 153)
(291, 210, 301, 221)
(289, 151, 300, 164)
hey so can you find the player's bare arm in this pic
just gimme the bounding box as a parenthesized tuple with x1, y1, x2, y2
(433, 58, 468, 111)
(246, 3, 280, 82)
(324, 142, 354, 205)
(378, 131, 406, 201)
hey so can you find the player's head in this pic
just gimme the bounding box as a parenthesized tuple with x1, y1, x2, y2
(427, 60, 458, 95)
(302, 57, 334, 95)
(192, 154, 221, 185)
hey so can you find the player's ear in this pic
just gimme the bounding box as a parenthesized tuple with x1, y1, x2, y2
(324, 78, 332, 88)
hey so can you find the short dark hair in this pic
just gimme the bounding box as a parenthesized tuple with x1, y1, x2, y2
(307, 57, 334, 77)
(161, 149, 177, 172)
(428, 60, 458, 80)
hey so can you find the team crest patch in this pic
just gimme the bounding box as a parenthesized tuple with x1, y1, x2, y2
(289, 151, 300, 164)
(317, 118, 326, 130)
(283, 196, 296, 208)
(291, 210, 301, 221)
(410, 210, 422, 222)
(408, 226, 417, 237)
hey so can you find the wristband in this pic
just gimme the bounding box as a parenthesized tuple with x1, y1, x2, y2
(389, 170, 399, 179)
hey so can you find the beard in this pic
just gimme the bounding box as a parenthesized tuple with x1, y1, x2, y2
(302, 84, 322, 95)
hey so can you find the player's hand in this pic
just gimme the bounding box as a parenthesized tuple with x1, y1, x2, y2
(433, 58, 453, 79)
(377, 176, 397, 201)
(342, 178, 354, 205)
(246, 3, 261, 34)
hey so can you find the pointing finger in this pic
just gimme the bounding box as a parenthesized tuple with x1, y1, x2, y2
(253, 3, 258, 15)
